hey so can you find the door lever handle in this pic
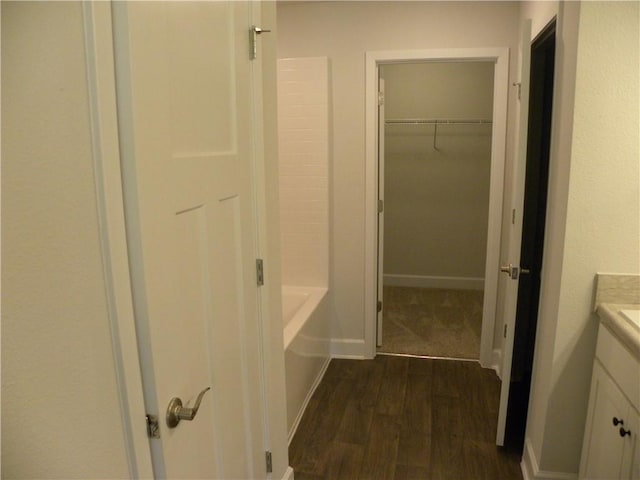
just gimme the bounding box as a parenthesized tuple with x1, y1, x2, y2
(166, 387, 211, 428)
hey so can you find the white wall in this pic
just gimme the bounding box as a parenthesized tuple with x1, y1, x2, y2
(524, 1, 640, 475)
(382, 62, 493, 284)
(278, 57, 330, 287)
(277, 1, 521, 344)
(1, 3, 130, 477)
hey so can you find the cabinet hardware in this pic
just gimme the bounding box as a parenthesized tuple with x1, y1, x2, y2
(613, 416, 624, 426)
(620, 427, 632, 437)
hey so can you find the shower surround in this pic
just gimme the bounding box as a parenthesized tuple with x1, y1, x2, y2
(277, 57, 331, 440)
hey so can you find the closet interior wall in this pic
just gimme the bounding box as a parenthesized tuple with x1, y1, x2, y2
(382, 62, 495, 290)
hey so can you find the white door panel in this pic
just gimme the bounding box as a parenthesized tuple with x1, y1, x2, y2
(113, 2, 265, 477)
(496, 19, 531, 446)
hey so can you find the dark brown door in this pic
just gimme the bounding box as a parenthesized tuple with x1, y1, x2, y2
(504, 18, 556, 452)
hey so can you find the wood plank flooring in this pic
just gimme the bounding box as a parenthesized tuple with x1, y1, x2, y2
(289, 356, 523, 480)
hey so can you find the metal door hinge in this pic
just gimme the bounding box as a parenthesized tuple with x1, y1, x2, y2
(503, 324, 507, 338)
(146, 414, 160, 438)
(265, 451, 273, 473)
(256, 259, 264, 286)
(377, 300, 383, 313)
(513, 82, 522, 100)
(378, 199, 384, 213)
(378, 91, 384, 106)
(250, 25, 272, 60)
(512, 209, 516, 225)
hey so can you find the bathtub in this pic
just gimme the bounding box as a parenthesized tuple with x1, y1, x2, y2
(282, 285, 330, 442)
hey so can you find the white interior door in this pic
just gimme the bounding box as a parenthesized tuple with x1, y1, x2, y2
(377, 77, 385, 347)
(112, 2, 266, 477)
(496, 19, 532, 446)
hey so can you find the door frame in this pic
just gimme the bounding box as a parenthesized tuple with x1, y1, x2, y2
(82, 3, 282, 477)
(364, 47, 510, 364)
(376, 77, 385, 347)
(82, 3, 153, 476)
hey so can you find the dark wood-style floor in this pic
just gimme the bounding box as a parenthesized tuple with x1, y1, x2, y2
(289, 356, 523, 480)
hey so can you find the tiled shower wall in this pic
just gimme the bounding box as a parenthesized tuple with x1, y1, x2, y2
(277, 57, 329, 287)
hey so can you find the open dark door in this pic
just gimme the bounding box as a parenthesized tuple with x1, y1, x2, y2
(504, 19, 556, 451)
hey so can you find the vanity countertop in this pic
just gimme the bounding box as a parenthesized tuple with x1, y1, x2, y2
(596, 303, 640, 360)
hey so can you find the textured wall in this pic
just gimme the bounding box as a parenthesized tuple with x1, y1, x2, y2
(382, 62, 493, 284)
(520, 1, 640, 475)
(1, 3, 129, 478)
(277, 57, 330, 287)
(541, 1, 640, 473)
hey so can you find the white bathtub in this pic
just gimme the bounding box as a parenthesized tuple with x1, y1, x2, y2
(282, 285, 330, 442)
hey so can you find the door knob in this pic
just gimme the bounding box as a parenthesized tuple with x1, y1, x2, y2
(500, 264, 519, 280)
(500, 264, 530, 280)
(166, 387, 211, 428)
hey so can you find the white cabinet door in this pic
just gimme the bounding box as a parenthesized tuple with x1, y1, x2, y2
(581, 362, 636, 479)
(625, 406, 640, 480)
(112, 2, 266, 478)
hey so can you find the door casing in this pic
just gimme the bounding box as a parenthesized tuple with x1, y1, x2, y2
(365, 48, 510, 365)
(83, 3, 154, 475)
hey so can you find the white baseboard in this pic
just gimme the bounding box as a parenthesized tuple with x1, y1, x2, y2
(521, 438, 578, 480)
(383, 274, 484, 291)
(330, 338, 366, 359)
(282, 466, 295, 480)
(492, 348, 502, 379)
(287, 356, 331, 445)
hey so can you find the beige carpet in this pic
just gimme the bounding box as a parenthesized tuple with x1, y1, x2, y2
(377, 286, 483, 359)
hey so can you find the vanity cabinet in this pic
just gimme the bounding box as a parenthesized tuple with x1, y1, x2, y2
(580, 324, 640, 479)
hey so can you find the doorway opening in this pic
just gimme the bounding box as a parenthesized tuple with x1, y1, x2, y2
(365, 48, 510, 369)
(377, 61, 495, 360)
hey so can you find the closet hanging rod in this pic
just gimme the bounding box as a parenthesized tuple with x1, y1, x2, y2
(385, 118, 492, 151)
(385, 118, 493, 125)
